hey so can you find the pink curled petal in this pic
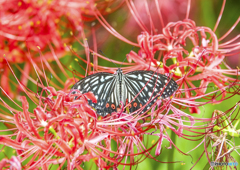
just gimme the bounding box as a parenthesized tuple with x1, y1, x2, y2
(47, 86, 58, 96)
(0, 136, 23, 150)
(84, 91, 97, 103)
(9, 156, 21, 170)
(52, 94, 63, 110)
(88, 133, 109, 144)
(208, 55, 225, 69)
(0, 156, 21, 170)
(155, 134, 163, 156)
(34, 106, 47, 121)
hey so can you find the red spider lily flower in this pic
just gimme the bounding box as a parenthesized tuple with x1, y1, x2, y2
(0, 0, 124, 51)
(0, 44, 210, 169)
(0, 43, 238, 170)
(0, 55, 148, 169)
(0, 80, 118, 169)
(66, 22, 239, 170)
(0, 0, 124, 98)
(0, 0, 77, 51)
(0, 156, 21, 170)
(92, 0, 240, 114)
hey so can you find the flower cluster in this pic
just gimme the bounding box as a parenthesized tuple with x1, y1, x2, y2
(0, 0, 124, 98)
(0, 51, 197, 169)
(0, 0, 240, 169)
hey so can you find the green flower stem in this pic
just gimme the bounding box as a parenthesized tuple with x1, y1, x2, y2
(168, 130, 176, 169)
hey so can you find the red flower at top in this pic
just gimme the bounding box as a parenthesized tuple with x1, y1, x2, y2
(0, 0, 125, 98)
(93, 0, 240, 113)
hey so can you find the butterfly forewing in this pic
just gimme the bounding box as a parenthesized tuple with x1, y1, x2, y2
(71, 69, 178, 116)
(71, 72, 117, 116)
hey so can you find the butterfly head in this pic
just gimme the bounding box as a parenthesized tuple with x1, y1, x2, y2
(116, 68, 123, 76)
(116, 68, 122, 73)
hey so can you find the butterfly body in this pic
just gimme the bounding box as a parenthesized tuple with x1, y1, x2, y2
(71, 68, 178, 116)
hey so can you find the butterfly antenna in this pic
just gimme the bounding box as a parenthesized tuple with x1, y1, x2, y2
(99, 50, 118, 68)
(120, 47, 134, 68)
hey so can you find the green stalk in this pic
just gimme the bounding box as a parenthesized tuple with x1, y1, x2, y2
(168, 130, 176, 169)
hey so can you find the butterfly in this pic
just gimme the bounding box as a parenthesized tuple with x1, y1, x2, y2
(71, 68, 178, 117)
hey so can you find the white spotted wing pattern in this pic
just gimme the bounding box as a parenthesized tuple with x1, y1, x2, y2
(71, 68, 178, 116)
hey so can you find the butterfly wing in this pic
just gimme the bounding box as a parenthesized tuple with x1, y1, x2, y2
(71, 70, 178, 116)
(71, 72, 117, 116)
(124, 71, 178, 113)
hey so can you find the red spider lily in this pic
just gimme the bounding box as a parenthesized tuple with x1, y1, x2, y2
(0, 44, 216, 169)
(0, 0, 124, 98)
(0, 0, 78, 51)
(0, 0, 76, 98)
(0, 44, 239, 170)
(0, 79, 124, 169)
(0, 73, 121, 169)
(0, 53, 148, 169)
(0, 0, 124, 50)
(0, 156, 21, 170)
(92, 0, 240, 114)
(66, 14, 240, 170)
(0, 87, 196, 169)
